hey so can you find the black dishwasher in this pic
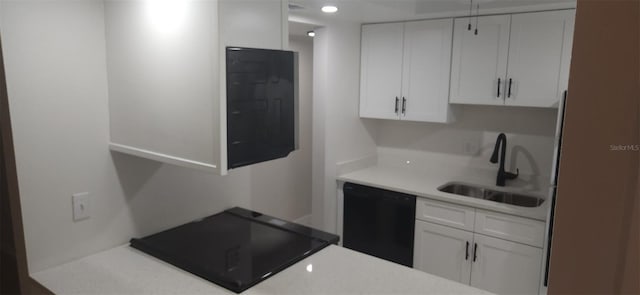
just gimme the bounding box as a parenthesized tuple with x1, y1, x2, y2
(343, 182, 416, 267)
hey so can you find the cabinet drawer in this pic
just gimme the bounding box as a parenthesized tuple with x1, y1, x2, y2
(474, 210, 545, 247)
(416, 198, 475, 231)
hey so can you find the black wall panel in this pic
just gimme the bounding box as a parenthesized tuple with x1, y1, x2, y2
(226, 47, 295, 169)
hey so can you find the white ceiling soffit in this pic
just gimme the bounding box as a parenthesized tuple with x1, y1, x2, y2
(288, 0, 576, 25)
(289, 21, 319, 37)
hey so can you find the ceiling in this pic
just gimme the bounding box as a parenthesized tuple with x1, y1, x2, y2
(288, 0, 576, 25)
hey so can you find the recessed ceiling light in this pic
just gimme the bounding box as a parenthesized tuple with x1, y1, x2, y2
(321, 5, 338, 13)
(307, 31, 315, 37)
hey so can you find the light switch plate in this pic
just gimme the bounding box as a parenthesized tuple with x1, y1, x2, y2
(72, 192, 90, 221)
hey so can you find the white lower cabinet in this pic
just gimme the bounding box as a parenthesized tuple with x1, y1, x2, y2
(414, 199, 544, 295)
(414, 220, 473, 284)
(470, 234, 543, 295)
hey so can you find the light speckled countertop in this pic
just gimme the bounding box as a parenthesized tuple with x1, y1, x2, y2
(337, 165, 550, 221)
(32, 244, 492, 295)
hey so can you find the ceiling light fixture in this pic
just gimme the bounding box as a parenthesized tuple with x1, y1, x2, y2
(307, 31, 316, 37)
(474, 3, 479, 35)
(321, 5, 338, 13)
(467, 0, 473, 30)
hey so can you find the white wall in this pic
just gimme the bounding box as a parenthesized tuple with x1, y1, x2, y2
(1, 0, 137, 273)
(249, 35, 314, 223)
(376, 105, 558, 178)
(105, 0, 218, 167)
(1, 0, 311, 273)
(105, 0, 287, 174)
(312, 22, 379, 232)
(311, 26, 327, 229)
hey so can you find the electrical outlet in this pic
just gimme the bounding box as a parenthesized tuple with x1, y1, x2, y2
(72, 192, 90, 221)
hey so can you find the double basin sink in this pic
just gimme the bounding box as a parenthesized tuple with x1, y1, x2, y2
(438, 182, 545, 208)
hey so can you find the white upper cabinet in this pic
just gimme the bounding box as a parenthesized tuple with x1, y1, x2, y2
(360, 19, 454, 123)
(401, 19, 454, 122)
(450, 10, 575, 108)
(359, 23, 404, 120)
(450, 15, 511, 106)
(505, 10, 575, 107)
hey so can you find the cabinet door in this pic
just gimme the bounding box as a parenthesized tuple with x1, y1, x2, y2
(414, 220, 473, 284)
(450, 15, 511, 105)
(401, 19, 453, 123)
(470, 234, 543, 295)
(359, 23, 404, 120)
(505, 10, 576, 108)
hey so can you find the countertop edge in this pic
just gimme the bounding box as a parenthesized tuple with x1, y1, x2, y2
(30, 244, 494, 295)
(337, 167, 549, 222)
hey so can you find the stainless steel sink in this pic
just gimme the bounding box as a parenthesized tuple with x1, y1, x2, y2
(437, 183, 544, 208)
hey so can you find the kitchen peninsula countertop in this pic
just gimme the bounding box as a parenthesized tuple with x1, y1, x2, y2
(32, 244, 492, 295)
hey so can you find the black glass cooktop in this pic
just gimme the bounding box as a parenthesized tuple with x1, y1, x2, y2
(130, 207, 339, 293)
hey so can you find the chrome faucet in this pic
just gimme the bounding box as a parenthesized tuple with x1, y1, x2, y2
(490, 133, 519, 186)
